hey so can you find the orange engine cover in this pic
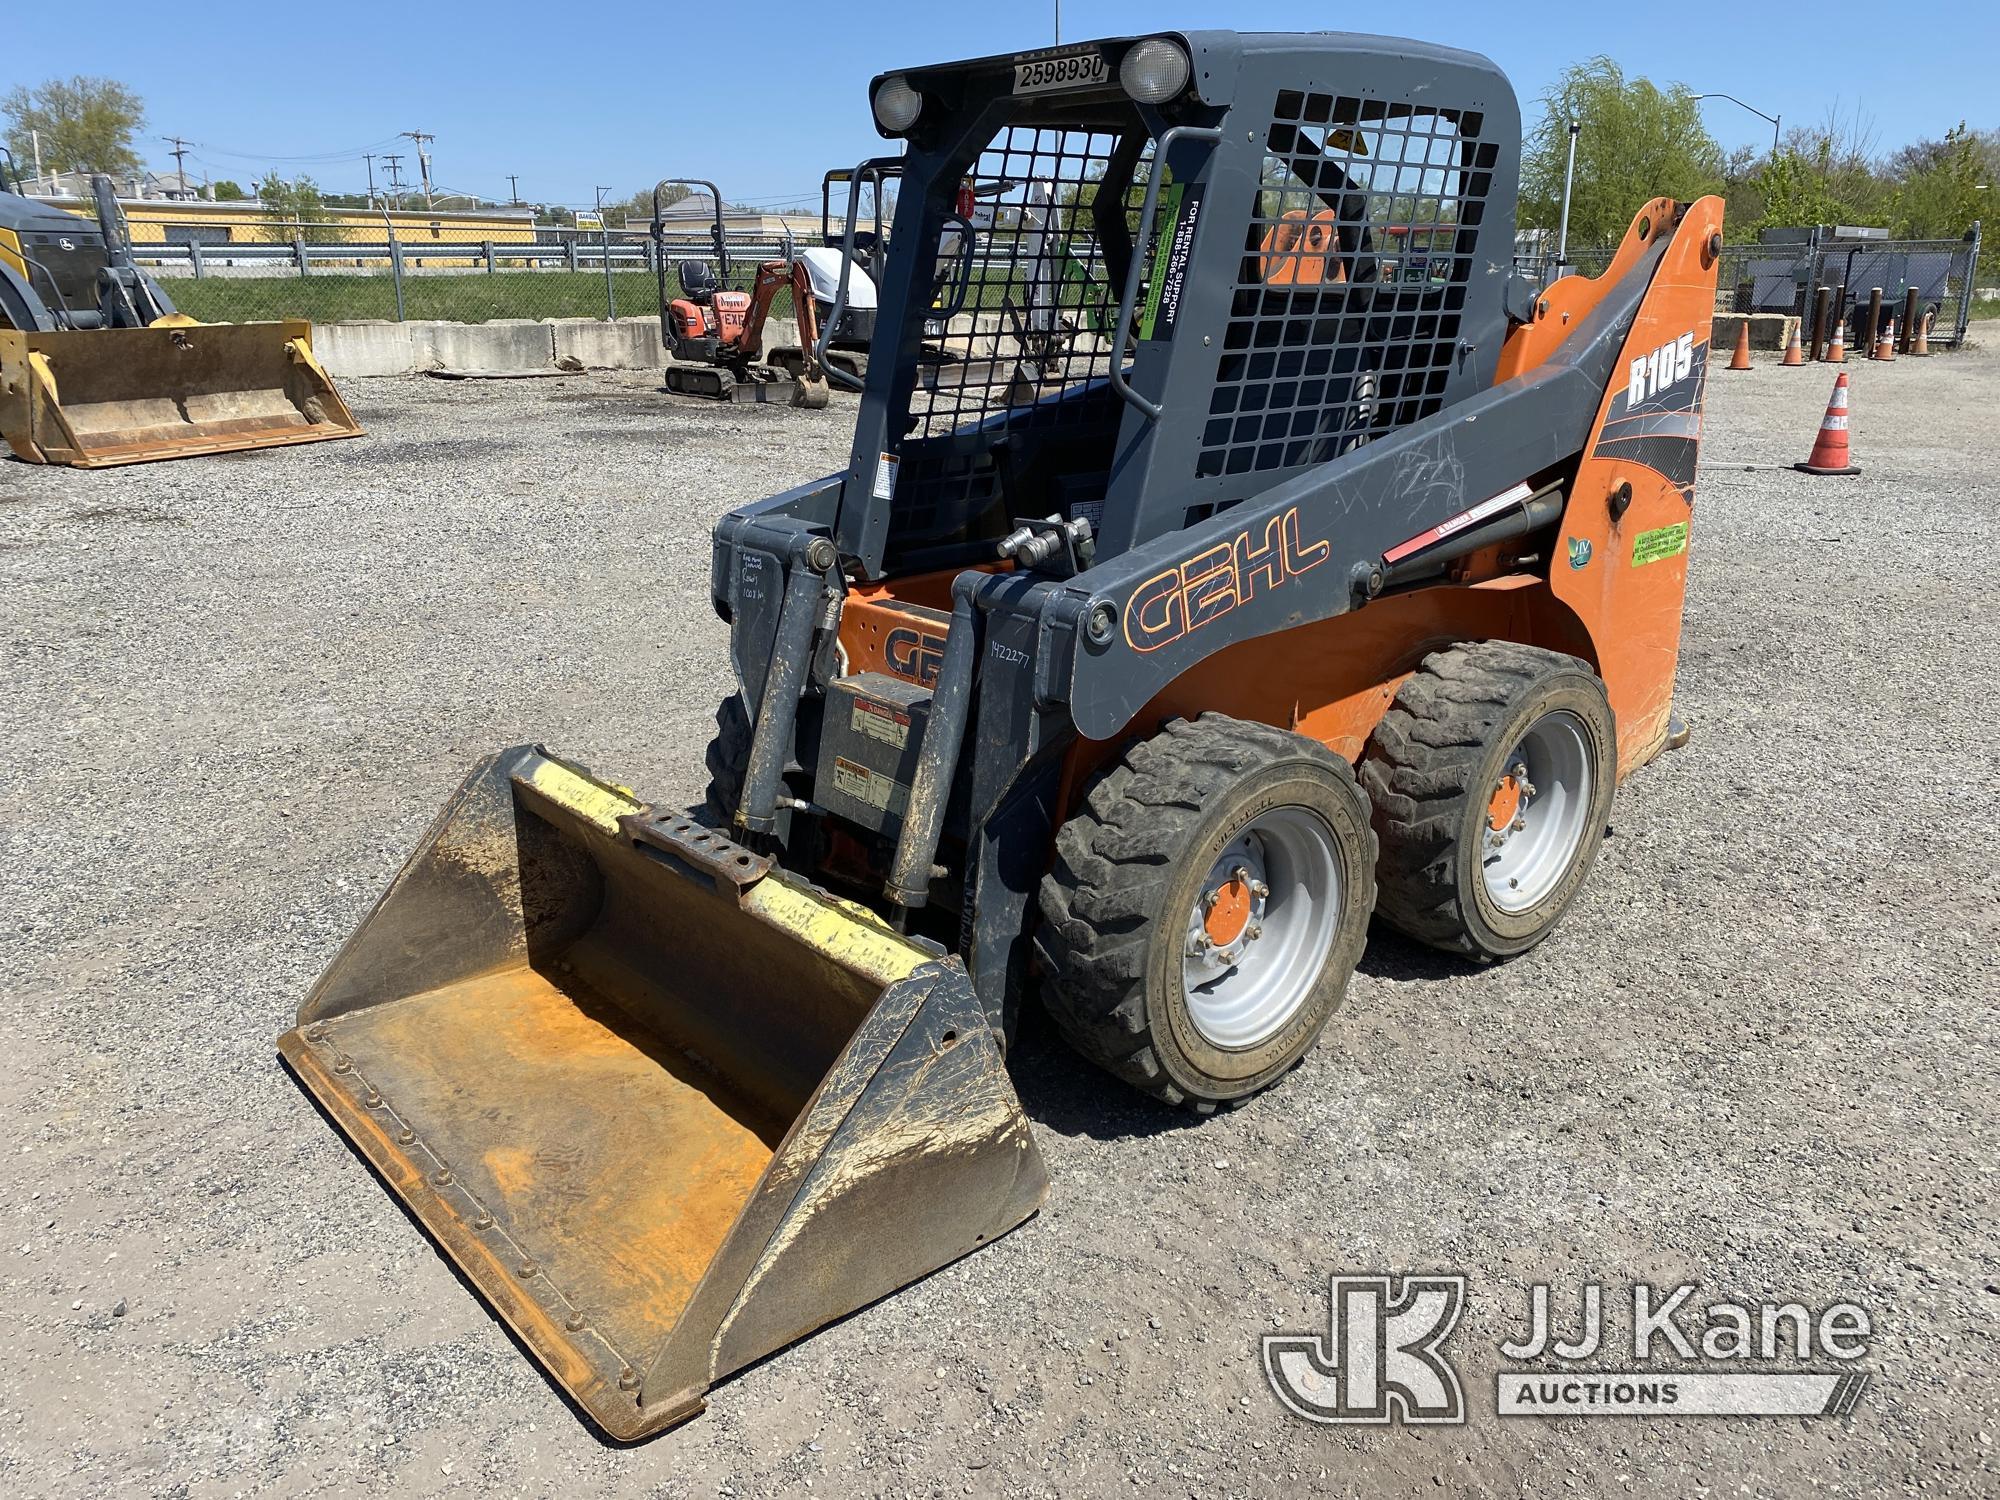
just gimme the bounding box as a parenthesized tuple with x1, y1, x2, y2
(669, 299, 710, 340)
(713, 291, 751, 344)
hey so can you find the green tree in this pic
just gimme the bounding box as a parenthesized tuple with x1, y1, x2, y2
(1752, 143, 1850, 232)
(1889, 122, 1986, 241)
(1520, 58, 1723, 245)
(1740, 113, 1890, 234)
(255, 172, 340, 242)
(1, 75, 146, 178)
(211, 179, 247, 201)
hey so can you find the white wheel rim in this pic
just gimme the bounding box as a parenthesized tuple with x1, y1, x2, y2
(1181, 807, 1340, 1050)
(1480, 709, 1594, 914)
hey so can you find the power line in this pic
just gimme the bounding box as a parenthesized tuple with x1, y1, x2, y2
(188, 133, 405, 165)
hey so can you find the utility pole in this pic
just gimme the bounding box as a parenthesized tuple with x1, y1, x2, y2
(402, 131, 434, 209)
(363, 152, 379, 208)
(384, 153, 406, 208)
(162, 135, 192, 195)
(508, 174, 520, 207)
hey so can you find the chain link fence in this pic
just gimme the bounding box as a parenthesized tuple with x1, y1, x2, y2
(136, 210, 1987, 348)
(131, 217, 802, 325)
(1514, 225, 1984, 348)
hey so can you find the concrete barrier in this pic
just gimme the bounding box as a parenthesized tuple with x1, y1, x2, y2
(310, 320, 416, 378)
(551, 316, 666, 370)
(1711, 311, 1798, 352)
(414, 318, 555, 373)
(312, 316, 665, 378)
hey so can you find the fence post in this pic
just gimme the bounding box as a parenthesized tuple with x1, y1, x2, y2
(385, 215, 407, 322)
(567, 235, 579, 273)
(1954, 222, 1981, 347)
(483, 240, 494, 274)
(295, 232, 310, 279)
(602, 222, 616, 321)
(189, 239, 205, 280)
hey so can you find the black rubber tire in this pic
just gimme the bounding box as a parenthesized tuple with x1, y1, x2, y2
(1360, 641, 1617, 960)
(701, 693, 753, 826)
(1034, 713, 1376, 1111)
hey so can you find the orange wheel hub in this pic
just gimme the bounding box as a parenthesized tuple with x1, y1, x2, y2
(1486, 773, 1524, 833)
(1203, 876, 1254, 946)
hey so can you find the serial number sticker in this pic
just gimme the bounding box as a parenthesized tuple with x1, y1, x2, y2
(1013, 50, 1109, 95)
(852, 698, 911, 750)
(1632, 521, 1689, 567)
(833, 756, 909, 816)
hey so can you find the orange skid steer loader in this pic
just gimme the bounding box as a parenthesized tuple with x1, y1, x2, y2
(282, 31, 1721, 1439)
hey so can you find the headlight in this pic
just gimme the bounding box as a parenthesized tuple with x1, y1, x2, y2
(872, 75, 923, 133)
(1119, 39, 1190, 104)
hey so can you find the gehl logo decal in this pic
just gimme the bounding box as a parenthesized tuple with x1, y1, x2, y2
(884, 627, 946, 686)
(1124, 507, 1329, 653)
(1628, 331, 1694, 407)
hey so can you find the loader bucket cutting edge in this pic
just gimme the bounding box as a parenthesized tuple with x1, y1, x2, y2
(277, 746, 1047, 1440)
(0, 320, 360, 468)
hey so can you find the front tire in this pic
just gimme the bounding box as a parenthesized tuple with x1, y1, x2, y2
(1361, 641, 1616, 959)
(700, 693, 752, 826)
(1035, 714, 1376, 1110)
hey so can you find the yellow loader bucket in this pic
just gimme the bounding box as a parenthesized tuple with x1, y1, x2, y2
(278, 746, 1047, 1440)
(0, 319, 360, 467)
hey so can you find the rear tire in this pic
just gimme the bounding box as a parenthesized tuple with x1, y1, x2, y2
(1035, 714, 1376, 1110)
(1360, 641, 1616, 959)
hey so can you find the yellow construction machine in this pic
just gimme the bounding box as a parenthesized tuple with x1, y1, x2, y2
(0, 165, 359, 467)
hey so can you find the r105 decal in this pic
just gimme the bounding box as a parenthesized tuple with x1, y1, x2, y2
(1629, 332, 1694, 406)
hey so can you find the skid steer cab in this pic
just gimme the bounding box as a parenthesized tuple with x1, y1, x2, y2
(284, 29, 1721, 1441)
(0, 168, 359, 466)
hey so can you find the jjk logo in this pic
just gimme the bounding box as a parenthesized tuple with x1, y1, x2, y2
(1263, 1274, 1466, 1425)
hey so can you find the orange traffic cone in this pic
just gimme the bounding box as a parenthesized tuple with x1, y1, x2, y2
(1872, 317, 1896, 361)
(1911, 311, 1932, 357)
(1727, 321, 1753, 370)
(1794, 373, 1861, 476)
(1781, 322, 1805, 366)
(1824, 319, 1846, 363)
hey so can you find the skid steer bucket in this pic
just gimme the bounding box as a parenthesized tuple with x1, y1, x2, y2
(0, 320, 360, 467)
(278, 746, 1047, 1440)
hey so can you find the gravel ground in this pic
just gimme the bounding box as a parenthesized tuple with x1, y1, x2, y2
(2, 341, 1995, 1499)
